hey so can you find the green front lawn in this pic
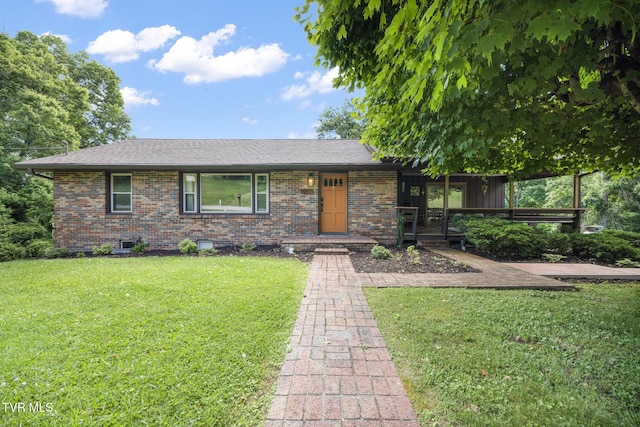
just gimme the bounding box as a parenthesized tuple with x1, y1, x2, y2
(365, 284, 640, 427)
(0, 256, 309, 426)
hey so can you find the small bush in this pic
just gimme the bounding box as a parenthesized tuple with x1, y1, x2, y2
(371, 245, 392, 260)
(541, 253, 567, 263)
(571, 233, 640, 263)
(241, 242, 257, 252)
(44, 247, 70, 259)
(92, 244, 113, 256)
(178, 238, 198, 255)
(615, 258, 640, 268)
(131, 241, 147, 254)
(26, 239, 54, 258)
(0, 242, 27, 262)
(406, 245, 422, 265)
(199, 248, 219, 256)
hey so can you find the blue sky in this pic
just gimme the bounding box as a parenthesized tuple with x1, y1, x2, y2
(1, 0, 356, 139)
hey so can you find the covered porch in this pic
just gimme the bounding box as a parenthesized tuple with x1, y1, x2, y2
(398, 171, 586, 241)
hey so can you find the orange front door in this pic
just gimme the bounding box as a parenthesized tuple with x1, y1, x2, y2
(320, 173, 347, 233)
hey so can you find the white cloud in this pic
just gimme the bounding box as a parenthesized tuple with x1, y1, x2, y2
(120, 87, 159, 108)
(36, 0, 108, 18)
(87, 25, 181, 63)
(41, 31, 72, 44)
(148, 24, 289, 83)
(281, 67, 339, 101)
(242, 117, 258, 125)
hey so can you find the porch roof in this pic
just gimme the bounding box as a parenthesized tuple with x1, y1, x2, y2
(13, 138, 400, 172)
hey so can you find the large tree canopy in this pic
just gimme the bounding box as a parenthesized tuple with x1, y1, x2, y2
(297, 0, 640, 178)
(0, 31, 131, 190)
(316, 99, 368, 139)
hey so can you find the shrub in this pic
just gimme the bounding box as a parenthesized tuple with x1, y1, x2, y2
(92, 244, 113, 256)
(131, 241, 147, 254)
(541, 253, 567, 263)
(544, 231, 572, 255)
(199, 248, 219, 256)
(615, 258, 640, 268)
(571, 233, 640, 263)
(459, 217, 546, 258)
(44, 247, 70, 259)
(600, 230, 640, 248)
(178, 238, 198, 255)
(396, 212, 405, 247)
(241, 242, 257, 252)
(3, 222, 48, 245)
(0, 242, 27, 262)
(26, 239, 54, 258)
(371, 245, 392, 260)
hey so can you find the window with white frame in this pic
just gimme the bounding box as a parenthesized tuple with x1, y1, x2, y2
(111, 173, 132, 213)
(181, 173, 269, 214)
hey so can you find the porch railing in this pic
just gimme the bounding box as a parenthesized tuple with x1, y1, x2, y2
(443, 208, 586, 239)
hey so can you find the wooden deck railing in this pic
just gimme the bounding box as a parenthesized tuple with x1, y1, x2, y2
(444, 208, 586, 239)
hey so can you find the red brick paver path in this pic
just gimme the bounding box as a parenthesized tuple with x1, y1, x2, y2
(266, 254, 419, 426)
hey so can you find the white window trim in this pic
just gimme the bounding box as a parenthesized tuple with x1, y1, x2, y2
(255, 173, 269, 213)
(111, 173, 132, 213)
(183, 173, 197, 213)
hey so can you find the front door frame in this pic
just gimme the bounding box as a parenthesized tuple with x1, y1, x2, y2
(319, 172, 348, 234)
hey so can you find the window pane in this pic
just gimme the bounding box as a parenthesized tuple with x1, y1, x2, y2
(201, 174, 252, 212)
(113, 194, 131, 211)
(184, 174, 196, 193)
(257, 194, 267, 211)
(257, 175, 267, 192)
(185, 194, 195, 212)
(113, 175, 131, 192)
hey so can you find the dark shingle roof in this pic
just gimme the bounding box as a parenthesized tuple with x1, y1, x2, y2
(13, 139, 396, 171)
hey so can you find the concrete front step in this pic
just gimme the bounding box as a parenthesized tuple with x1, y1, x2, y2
(314, 247, 350, 255)
(281, 235, 378, 253)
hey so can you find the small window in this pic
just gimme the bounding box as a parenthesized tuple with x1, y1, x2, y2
(111, 173, 132, 213)
(256, 174, 269, 213)
(197, 240, 214, 250)
(183, 173, 197, 213)
(120, 240, 134, 249)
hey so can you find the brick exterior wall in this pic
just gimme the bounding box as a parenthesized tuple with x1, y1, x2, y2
(53, 170, 397, 251)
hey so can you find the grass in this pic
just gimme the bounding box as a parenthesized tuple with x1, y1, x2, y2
(364, 283, 640, 427)
(0, 256, 309, 426)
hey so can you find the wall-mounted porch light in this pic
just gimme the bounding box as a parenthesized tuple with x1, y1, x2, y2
(481, 177, 489, 195)
(307, 173, 315, 187)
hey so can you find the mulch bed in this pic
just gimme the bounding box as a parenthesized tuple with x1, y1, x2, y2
(349, 246, 481, 274)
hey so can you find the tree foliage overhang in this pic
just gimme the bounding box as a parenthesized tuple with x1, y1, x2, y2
(296, 0, 640, 179)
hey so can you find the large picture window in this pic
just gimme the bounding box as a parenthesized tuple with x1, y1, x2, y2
(111, 173, 132, 213)
(182, 173, 269, 214)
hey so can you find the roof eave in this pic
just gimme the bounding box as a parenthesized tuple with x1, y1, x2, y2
(14, 162, 401, 173)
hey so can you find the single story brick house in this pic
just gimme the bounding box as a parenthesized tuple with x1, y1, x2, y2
(13, 138, 518, 252)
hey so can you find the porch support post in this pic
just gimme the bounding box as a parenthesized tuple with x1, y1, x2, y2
(509, 180, 515, 209)
(443, 175, 450, 236)
(573, 173, 582, 230)
(573, 173, 581, 209)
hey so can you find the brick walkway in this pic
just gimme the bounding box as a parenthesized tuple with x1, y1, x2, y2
(265, 253, 420, 426)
